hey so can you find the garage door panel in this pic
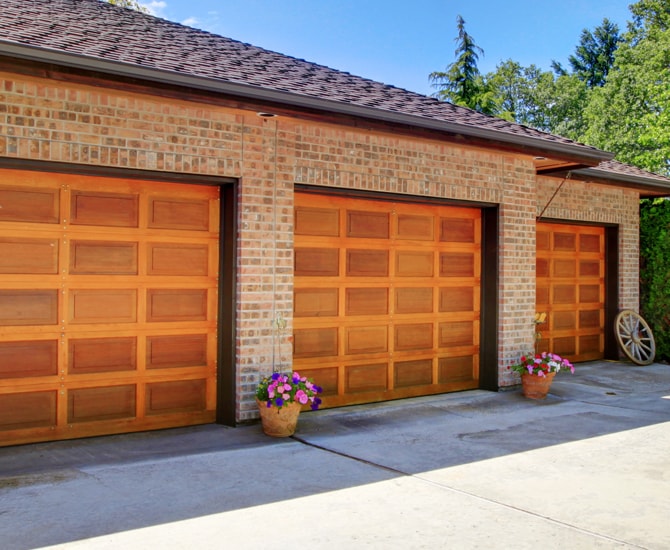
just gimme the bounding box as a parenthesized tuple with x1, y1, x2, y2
(0, 289, 58, 326)
(295, 193, 481, 407)
(345, 363, 387, 393)
(147, 243, 209, 276)
(0, 237, 59, 274)
(439, 355, 477, 383)
(148, 196, 210, 231)
(0, 169, 220, 446)
(68, 385, 137, 424)
(71, 190, 139, 227)
(145, 379, 206, 415)
(70, 240, 138, 275)
(0, 185, 60, 224)
(146, 334, 208, 369)
(395, 287, 432, 314)
(397, 214, 434, 240)
(395, 359, 432, 388)
(70, 289, 138, 324)
(346, 249, 388, 277)
(146, 289, 208, 322)
(0, 340, 58, 379)
(536, 221, 604, 362)
(69, 337, 137, 374)
(0, 390, 57, 430)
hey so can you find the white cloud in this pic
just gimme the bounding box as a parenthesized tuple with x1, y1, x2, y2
(181, 17, 199, 27)
(142, 1, 167, 16)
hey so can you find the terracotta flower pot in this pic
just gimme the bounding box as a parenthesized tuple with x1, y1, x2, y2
(256, 399, 302, 437)
(521, 371, 556, 399)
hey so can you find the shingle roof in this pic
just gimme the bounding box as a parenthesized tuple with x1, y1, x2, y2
(0, 0, 603, 157)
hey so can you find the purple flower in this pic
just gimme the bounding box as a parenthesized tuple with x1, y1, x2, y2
(275, 397, 284, 407)
(271, 372, 280, 381)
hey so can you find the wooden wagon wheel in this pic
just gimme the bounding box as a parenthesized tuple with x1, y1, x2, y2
(614, 310, 656, 365)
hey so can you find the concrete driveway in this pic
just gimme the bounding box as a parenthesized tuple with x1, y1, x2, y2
(1, 361, 669, 549)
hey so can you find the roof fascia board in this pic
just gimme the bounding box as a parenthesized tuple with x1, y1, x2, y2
(567, 167, 670, 195)
(2, 41, 612, 164)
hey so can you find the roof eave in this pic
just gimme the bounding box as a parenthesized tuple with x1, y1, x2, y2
(2, 40, 612, 165)
(571, 167, 670, 197)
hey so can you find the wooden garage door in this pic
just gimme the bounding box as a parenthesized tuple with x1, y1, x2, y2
(294, 193, 481, 408)
(0, 169, 219, 446)
(536, 222, 605, 362)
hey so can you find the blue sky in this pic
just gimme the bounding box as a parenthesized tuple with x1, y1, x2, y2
(141, 1, 633, 95)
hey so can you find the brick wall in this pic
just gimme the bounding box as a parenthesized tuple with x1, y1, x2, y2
(0, 71, 641, 417)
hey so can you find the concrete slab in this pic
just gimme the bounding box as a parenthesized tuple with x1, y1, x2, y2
(1, 361, 669, 549)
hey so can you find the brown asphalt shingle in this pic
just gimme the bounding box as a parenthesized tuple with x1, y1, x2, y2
(0, 0, 598, 152)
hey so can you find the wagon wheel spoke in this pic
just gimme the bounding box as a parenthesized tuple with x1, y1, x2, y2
(614, 310, 656, 366)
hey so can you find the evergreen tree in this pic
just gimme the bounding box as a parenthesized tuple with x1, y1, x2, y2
(430, 16, 496, 114)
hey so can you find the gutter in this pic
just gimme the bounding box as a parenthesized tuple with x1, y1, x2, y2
(571, 167, 670, 196)
(2, 41, 613, 165)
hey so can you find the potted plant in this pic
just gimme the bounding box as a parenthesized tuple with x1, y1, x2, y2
(508, 352, 575, 399)
(255, 371, 323, 437)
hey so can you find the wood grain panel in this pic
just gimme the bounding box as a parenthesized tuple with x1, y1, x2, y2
(0, 238, 59, 274)
(295, 288, 339, 317)
(145, 379, 206, 414)
(347, 211, 389, 239)
(147, 334, 208, 369)
(68, 385, 136, 423)
(397, 214, 433, 240)
(396, 251, 433, 277)
(440, 218, 475, 242)
(71, 191, 139, 227)
(0, 290, 58, 326)
(345, 288, 387, 316)
(295, 207, 340, 236)
(69, 337, 137, 374)
(395, 359, 432, 387)
(298, 366, 338, 395)
(295, 248, 339, 276)
(0, 391, 56, 430)
(294, 328, 338, 357)
(70, 289, 137, 324)
(396, 287, 432, 314)
(147, 289, 207, 322)
(345, 363, 387, 393)
(148, 197, 209, 231)
(439, 321, 474, 347)
(345, 325, 388, 355)
(439, 356, 474, 383)
(346, 249, 388, 277)
(147, 243, 208, 276)
(0, 340, 58, 378)
(395, 323, 432, 351)
(70, 241, 138, 275)
(0, 186, 59, 223)
(440, 253, 474, 277)
(439, 287, 474, 312)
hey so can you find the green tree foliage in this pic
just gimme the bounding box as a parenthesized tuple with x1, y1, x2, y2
(552, 19, 622, 87)
(430, 16, 497, 114)
(640, 199, 670, 361)
(583, 1, 670, 175)
(106, 0, 149, 13)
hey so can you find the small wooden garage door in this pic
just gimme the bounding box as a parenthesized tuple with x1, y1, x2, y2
(536, 222, 605, 362)
(294, 193, 481, 408)
(0, 169, 219, 446)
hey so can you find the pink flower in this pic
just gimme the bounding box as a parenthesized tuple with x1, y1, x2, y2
(296, 390, 308, 404)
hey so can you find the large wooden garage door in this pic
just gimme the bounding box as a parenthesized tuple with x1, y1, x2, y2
(0, 169, 219, 446)
(294, 193, 481, 408)
(536, 222, 605, 362)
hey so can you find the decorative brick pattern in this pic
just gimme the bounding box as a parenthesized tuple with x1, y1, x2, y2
(0, 72, 642, 417)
